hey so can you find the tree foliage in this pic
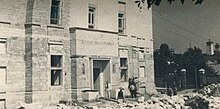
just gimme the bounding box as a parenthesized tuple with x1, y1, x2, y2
(154, 46, 215, 77)
(135, 0, 204, 9)
(154, 43, 178, 76)
(177, 47, 215, 75)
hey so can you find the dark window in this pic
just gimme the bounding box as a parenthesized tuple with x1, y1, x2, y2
(121, 70, 127, 82)
(51, 70, 62, 85)
(120, 58, 128, 82)
(50, 0, 60, 24)
(51, 55, 62, 67)
(88, 7, 95, 28)
(51, 55, 62, 86)
(120, 58, 127, 67)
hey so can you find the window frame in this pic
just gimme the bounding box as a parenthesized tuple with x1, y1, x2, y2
(0, 66, 7, 87)
(120, 58, 128, 82)
(139, 50, 145, 59)
(50, 55, 63, 86)
(118, 12, 126, 34)
(120, 58, 127, 68)
(0, 41, 6, 54)
(88, 6, 95, 29)
(50, 0, 61, 25)
(139, 66, 145, 78)
(120, 69, 127, 82)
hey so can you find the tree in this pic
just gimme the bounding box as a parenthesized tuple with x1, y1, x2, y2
(154, 43, 176, 77)
(154, 43, 180, 88)
(154, 45, 216, 88)
(177, 47, 215, 88)
(178, 47, 215, 75)
(135, 0, 204, 9)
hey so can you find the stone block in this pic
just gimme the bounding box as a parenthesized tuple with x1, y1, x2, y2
(81, 90, 99, 101)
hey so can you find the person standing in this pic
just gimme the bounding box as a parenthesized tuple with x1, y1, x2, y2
(117, 87, 125, 103)
(129, 78, 137, 98)
(105, 80, 111, 99)
(166, 72, 176, 96)
(128, 78, 132, 96)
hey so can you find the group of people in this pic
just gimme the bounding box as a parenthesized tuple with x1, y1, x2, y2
(105, 80, 125, 102)
(105, 73, 178, 100)
(105, 77, 139, 101)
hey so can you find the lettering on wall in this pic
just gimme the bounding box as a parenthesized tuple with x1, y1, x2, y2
(74, 39, 115, 46)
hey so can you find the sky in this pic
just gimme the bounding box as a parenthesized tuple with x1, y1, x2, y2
(152, 0, 220, 53)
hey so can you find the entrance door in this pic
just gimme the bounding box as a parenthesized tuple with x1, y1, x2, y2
(92, 60, 110, 96)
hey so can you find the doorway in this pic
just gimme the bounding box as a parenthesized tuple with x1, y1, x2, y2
(92, 60, 110, 96)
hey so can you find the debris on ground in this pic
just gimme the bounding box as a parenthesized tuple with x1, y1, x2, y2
(198, 83, 220, 97)
(16, 90, 220, 109)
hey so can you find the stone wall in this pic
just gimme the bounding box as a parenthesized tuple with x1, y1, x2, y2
(0, 0, 154, 108)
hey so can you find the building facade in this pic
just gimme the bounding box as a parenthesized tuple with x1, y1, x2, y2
(0, 0, 155, 108)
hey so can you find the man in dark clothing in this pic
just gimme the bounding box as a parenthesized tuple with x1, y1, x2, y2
(117, 88, 125, 99)
(166, 72, 177, 96)
(129, 78, 137, 98)
(117, 87, 125, 103)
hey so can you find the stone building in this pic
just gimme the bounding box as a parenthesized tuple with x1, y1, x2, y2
(0, 0, 155, 108)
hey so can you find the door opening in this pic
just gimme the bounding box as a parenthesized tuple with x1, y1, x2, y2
(92, 60, 110, 96)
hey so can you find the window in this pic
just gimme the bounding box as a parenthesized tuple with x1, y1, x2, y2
(139, 50, 145, 59)
(0, 99, 5, 109)
(50, 0, 61, 25)
(121, 70, 127, 82)
(120, 58, 128, 81)
(118, 12, 125, 34)
(88, 7, 95, 28)
(51, 55, 62, 86)
(139, 67, 145, 78)
(0, 67, 6, 87)
(120, 58, 127, 67)
(0, 41, 6, 54)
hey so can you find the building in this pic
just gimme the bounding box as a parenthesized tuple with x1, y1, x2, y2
(0, 0, 155, 108)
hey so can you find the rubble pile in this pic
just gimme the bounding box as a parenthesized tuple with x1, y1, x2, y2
(18, 93, 220, 109)
(205, 96, 220, 109)
(199, 83, 220, 97)
(184, 95, 209, 109)
(42, 94, 190, 109)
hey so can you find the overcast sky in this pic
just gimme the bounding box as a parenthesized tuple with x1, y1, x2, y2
(152, 0, 220, 53)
